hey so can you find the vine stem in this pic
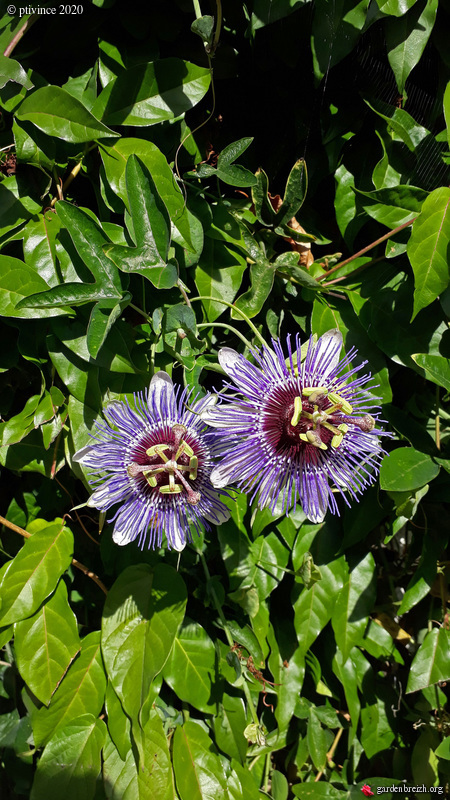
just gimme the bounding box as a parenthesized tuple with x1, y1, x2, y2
(0, 515, 108, 596)
(192, 0, 202, 19)
(197, 321, 254, 350)
(316, 217, 416, 282)
(435, 386, 441, 451)
(190, 296, 270, 349)
(198, 550, 260, 727)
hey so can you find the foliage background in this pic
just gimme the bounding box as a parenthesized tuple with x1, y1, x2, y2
(1, 0, 450, 797)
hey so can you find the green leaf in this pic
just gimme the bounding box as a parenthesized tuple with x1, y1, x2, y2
(101, 564, 187, 724)
(311, 0, 370, 81)
(100, 138, 198, 251)
(411, 353, 450, 392)
(360, 695, 395, 758)
(213, 695, 247, 763)
(162, 621, 216, 713)
(14, 580, 80, 706)
(216, 163, 257, 188)
(86, 296, 131, 358)
(102, 733, 137, 800)
(195, 239, 247, 321)
(250, 0, 307, 31)
(366, 98, 430, 151)
(376, 0, 419, 15)
(0, 393, 41, 447)
(30, 715, 106, 800)
(444, 82, 450, 150)
(232, 259, 275, 319)
(0, 54, 34, 90)
(93, 59, 211, 126)
(133, 710, 175, 800)
(275, 159, 308, 226)
(56, 201, 122, 289)
(31, 630, 107, 747)
(398, 532, 443, 615)
(406, 627, 450, 693)
(104, 682, 130, 762)
(104, 156, 177, 288)
(407, 187, 450, 318)
(0, 519, 73, 627)
(172, 720, 228, 800)
(307, 708, 327, 770)
(380, 447, 440, 492)
(0, 255, 71, 318)
(191, 15, 215, 46)
(251, 167, 277, 226)
(331, 552, 376, 659)
(218, 137, 254, 167)
(386, 0, 438, 93)
(16, 86, 117, 142)
(293, 556, 346, 658)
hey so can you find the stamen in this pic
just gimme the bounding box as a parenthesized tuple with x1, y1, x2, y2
(188, 456, 198, 480)
(331, 423, 348, 449)
(305, 430, 328, 450)
(146, 443, 170, 461)
(302, 386, 328, 400)
(290, 396, 303, 426)
(327, 392, 353, 414)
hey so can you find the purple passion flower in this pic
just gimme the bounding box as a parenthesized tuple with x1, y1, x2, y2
(73, 372, 230, 551)
(201, 329, 386, 524)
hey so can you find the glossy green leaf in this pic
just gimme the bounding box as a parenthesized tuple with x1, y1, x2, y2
(133, 710, 175, 800)
(0, 254, 71, 318)
(366, 99, 430, 151)
(275, 159, 308, 226)
(93, 59, 211, 126)
(444, 81, 450, 150)
(163, 621, 216, 713)
(173, 720, 228, 800)
(195, 240, 247, 321)
(293, 556, 346, 658)
(312, 0, 370, 81)
(0, 518, 73, 627)
(408, 187, 450, 318)
(268, 625, 305, 736)
(0, 54, 34, 90)
(104, 156, 177, 288)
(406, 627, 450, 693)
(100, 138, 198, 250)
(191, 15, 215, 46)
(380, 447, 440, 492)
(398, 532, 443, 615)
(86, 296, 131, 358)
(0, 393, 41, 447)
(16, 86, 117, 142)
(31, 630, 106, 747)
(360, 695, 395, 757)
(307, 708, 327, 770)
(104, 682, 131, 762)
(14, 580, 80, 705)
(102, 564, 187, 724)
(376, 0, 419, 15)
(386, 0, 438, 93)
(411, 353, 450, 392)
(250, 0, 307, 31)
(30, 714, 106, 800)
(232, 259, 275, 319)
(102, 733, 137, 800)
(213, 695, 247, 763)
(331, 553, 376, 659)
(251, 167, 277, 225)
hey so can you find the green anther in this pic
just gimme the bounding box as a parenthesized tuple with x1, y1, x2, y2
(306, 430, 328, 450)
(144, 473, 158, 487)
(175, 439, 195, 461)
(299, 433, 309, 442)
(146, 443, 170, 461)
(331, 423, 348, 449)
(303, 385, 327, 397)
(328, 392, 353, 414)
(188, 456, 198, 480)
(290, 396, 303, 426)
(159, 484, 183, 494)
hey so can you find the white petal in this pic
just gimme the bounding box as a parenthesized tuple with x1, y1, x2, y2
(210, 463, 235, 488)
(203, 505, 231, 525)
(112, 525, 135, 546)
(218, 347, 241, 377)
(199, 406, 223, 427)
(315, 329, 342, 377)
(72, 445, 95, 464)
(86, 484, 112, 508)
(167, 516, 187, 552)
(149, 371, 174, 411)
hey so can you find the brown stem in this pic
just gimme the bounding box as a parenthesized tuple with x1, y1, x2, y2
(3, 14, 38, 58)
(322, 256, 385, 286)
(317, 217, 416, 282)
(0, 515, 108, 596)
